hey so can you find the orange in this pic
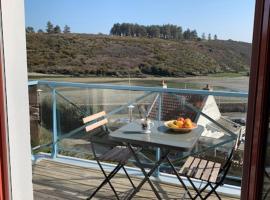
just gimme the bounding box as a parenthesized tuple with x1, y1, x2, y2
(183, 120, 193, 128)
(176, 120, 184, 128)
(184, 118, 192, 123)
(177, 117, 185, 122)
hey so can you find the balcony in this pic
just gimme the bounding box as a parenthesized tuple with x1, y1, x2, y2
(29, 80, 248, 199)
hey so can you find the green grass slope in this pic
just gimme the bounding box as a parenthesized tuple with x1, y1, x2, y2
(26, 33, 251, 77)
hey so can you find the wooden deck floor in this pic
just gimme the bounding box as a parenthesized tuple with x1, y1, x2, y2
(32, 159, 238, 200)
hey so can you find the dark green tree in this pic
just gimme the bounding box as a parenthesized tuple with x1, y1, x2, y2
(183, 29, 191, 40)
(190, 30, 198, 40)
(120, 23, 129, 36)
(116, 23, 122, 36)
(214, 34, 218, 40)
(46, 21, 54, 33)
(201, 33, 206, 40)
(26, 26, 35, 33)
(53, 25, 61, 34)
(110, 23, 121, 36)
(137, 26, 147, 37)
(63, 25, 71, 34)
(110, 23, 185, 40)
(147, 25, 160, 38)
(37, 29, 44, 33)
(160, 25, 165, 39)
(208, 33, 212, 40)
(175, 26, 183, 40)
(170, 25, 178, 39)
(130, 24, 136, 37)
(134, 24, 140, 37)
(163, 24, 171, 39)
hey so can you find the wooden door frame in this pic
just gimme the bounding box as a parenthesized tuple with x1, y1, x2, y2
(0, 54, 10, 200)
(241, 0, 270, 199)
(0, 3, 10, 200)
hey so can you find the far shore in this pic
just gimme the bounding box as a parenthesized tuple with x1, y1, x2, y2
(28, 72, 249, 92)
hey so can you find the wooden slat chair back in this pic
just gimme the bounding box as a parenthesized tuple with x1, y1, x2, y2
(178, 132, 242, 199)
(83, 111, 108, 132)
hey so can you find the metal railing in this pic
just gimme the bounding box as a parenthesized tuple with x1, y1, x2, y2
(29, 80, 248, 187)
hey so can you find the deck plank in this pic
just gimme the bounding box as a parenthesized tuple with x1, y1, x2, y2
(32, 159, 238, 200)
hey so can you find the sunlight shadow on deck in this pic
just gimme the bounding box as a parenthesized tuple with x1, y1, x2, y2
(32, 159, 238, 200)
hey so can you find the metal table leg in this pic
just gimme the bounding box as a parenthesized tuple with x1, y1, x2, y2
(127, 144, 170, 200)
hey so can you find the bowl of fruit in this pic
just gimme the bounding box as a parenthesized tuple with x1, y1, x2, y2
(164, 117, 197, 133)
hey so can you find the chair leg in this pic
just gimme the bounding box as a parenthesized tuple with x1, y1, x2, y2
(209, 184, 221, 200)
(193, 182, 210, 199)
(90, 143, 120, 200)
(203, 183, 222, 200)
(122, 166, 136, 189)
(98, 160, 121, 200)
(186, 176, 204, 200)
(166, 157, 194, 199)
(87, 163, 122, 200)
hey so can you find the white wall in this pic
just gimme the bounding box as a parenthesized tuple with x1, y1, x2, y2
(1, 0, 33, 199)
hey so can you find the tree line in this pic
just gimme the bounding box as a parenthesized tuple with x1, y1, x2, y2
(26, 21, 71, 34)
(26, 21, 218, 41)
(110, 23, 217, 41)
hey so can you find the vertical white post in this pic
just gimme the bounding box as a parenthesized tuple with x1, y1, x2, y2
(1, 0, 34, 199)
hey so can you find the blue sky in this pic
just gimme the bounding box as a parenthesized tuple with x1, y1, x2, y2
(25, 0, 255, 43)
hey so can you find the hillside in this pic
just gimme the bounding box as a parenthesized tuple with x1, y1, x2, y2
(26, 33, 251, 77)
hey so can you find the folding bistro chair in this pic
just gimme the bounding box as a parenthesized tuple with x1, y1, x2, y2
(83, 111, 138, 200)
(175, 133, 241, 200)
